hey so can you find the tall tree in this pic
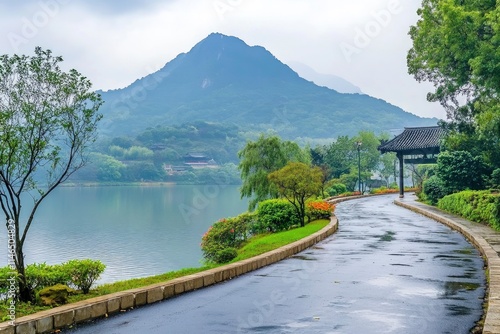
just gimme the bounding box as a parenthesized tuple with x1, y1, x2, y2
(268, 162, 323, 226)
(238, 134, 309, 210)
(0, 48, 103, 301)
(408, 0, 500, 168)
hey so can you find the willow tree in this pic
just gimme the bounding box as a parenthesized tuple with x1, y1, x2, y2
(0, 48, 103, 301)
(238, 134, 310, 210)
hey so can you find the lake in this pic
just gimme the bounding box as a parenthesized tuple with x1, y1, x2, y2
(0, 185, 248, 284)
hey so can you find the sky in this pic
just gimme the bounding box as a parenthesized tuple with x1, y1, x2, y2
(0, 0, 446, 120)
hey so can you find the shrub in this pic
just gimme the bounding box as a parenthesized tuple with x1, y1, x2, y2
(306, 200, 335, 220)
(255, 199, 300, 233)
(436, 151, 489, 192)
(63, 259, 106, 294)
(201, 212, 255, 263)
(214, 248, 238, 263)
(422, 175, 450, 205)
(25, 263, 70, 292)
(490, 169, 500, 189)
(438, 190, 500, 230)
(326, 183, 347, 197)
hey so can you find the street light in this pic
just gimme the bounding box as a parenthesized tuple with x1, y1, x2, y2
(356, 141, 362, 194)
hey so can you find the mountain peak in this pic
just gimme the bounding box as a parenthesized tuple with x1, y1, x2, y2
(98, 33, 437, 138)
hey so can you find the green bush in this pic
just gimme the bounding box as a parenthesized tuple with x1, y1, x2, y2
(326, 183, 347, 197)
(63, 259, 106, 294)
(490, 169, 500, 189)
(436, 151, 489, 192)
(201, 212, 255, 263)
(255, 199, 300, 233)
(214, 248, 238, 263)
(422, 175, 450, 205)
(25, 263, 70, 292)
(438, 190, 500, 230)
(0, 259, 105, 299)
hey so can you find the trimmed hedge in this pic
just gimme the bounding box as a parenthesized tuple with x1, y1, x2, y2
(438, 190, 500, 230)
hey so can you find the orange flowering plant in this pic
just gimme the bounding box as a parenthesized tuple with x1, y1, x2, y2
(306, 200, 335, 220)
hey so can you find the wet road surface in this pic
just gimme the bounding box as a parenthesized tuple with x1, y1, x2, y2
(66, 195, 485, 333)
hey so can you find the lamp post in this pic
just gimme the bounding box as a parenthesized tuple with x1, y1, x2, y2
(356, 141, 362, 194)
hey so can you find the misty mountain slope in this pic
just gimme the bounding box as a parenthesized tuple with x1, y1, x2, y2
(98, 33, 437, 138)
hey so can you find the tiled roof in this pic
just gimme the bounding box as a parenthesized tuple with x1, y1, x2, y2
(379, 126, 445, 153)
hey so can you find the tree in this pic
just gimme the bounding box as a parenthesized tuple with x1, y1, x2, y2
(436, 150, 489, 192)
(0, 48, 103, 301)
(238, 134, 309, 210)
(268, 162, 323, 226)
(408, 0, 500, 169)
(324, 135, 355, 179)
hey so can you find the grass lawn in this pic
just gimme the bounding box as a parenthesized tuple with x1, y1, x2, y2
(0, 219, 330, 320)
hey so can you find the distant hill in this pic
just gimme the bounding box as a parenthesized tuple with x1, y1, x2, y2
(98, 33, 437, 139)
(287, 61, 363, 94)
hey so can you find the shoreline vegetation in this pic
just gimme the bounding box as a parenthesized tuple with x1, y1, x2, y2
(0, 219, 329, 321)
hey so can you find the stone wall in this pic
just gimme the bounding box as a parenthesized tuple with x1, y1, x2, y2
(0, 214, 340, 334)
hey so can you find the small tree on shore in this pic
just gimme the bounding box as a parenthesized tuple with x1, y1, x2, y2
(268, 162, 322, 226)
(0, 48, 103, 302)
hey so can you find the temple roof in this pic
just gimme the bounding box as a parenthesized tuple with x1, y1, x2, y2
(379, 126, 445, 153)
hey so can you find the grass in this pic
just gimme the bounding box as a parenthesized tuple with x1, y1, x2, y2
(233, 219, 329, 261)
(0, 219, 330, 320)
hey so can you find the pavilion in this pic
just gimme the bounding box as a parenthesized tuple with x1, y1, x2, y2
(378, 126, 445, 198)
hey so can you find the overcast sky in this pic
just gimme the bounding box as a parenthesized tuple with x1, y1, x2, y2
(0, 0, 446, 119)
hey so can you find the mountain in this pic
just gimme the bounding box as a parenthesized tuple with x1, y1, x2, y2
(98, 33, 437, 139)
(288, 61, 363, 94)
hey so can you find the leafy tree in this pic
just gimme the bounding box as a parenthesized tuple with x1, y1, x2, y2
(436, 150, 489, 192)
(89, 153, 126, 181)
(324, 135, 355, 179)
(238, 135, 309, 210)
(378, 152, 397, 186)
(408, 0, 500, 169)
(0, 48, 102, 301)
(268, 162, 323, 226)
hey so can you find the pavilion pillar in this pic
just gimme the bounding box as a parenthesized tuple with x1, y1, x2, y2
(397, 152, 404, 198)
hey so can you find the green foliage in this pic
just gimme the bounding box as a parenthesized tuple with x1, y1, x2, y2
(490, 169, 500, 189)
(88, 153, 126, 181)
(255, 199, 300, 233)
(326, 183, 347, 196)
(25, 263, 70, 293)
(408, 1, 500, 171)
(0, 259, 105, 299)
(438, 190, 500, 230)
(422, 175, 450, 205)
(0, 48, 103, 301)
(238, 134, 310, 210)
(436, 151, 488, 192)
(200, 213, 256, 263)
(214, 248, 238, 264)
(63, 259, 106, 294)
(268, 162, 323, 225)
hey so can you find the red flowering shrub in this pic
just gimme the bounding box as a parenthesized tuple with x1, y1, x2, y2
(200, 212, 256, 263)
(306, 200, 335, 220)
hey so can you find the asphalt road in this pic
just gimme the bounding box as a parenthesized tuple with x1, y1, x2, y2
(66, 195, 485, 334)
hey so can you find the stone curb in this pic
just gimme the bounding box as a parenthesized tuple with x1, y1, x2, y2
(394, 198, 498, 334)
(0, 206, 342, 334)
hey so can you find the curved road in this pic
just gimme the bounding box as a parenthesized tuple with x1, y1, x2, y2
(67, 195, 485, 333)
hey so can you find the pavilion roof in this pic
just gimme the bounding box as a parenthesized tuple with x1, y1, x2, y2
(379, 126, 445, 154)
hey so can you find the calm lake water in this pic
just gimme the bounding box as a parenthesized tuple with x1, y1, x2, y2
(0, 185, 248, 284)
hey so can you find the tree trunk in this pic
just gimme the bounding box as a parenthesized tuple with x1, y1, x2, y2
(16, 243, 33, 302)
